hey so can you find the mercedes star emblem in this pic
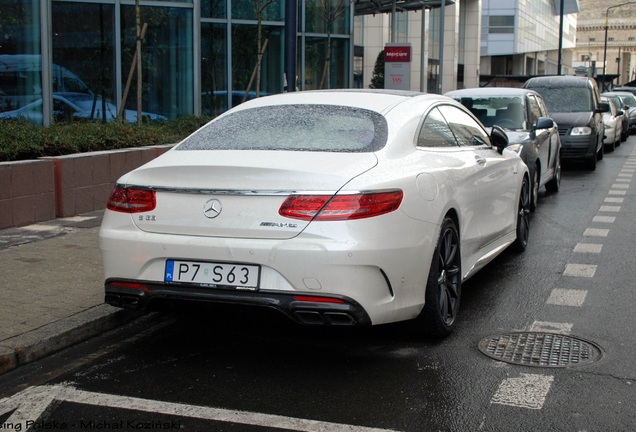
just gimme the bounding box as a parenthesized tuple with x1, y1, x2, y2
(203, 199, 223, 219)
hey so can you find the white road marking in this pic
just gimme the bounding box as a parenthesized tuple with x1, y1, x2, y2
(547, 289, 587, 307)
(615, 178, 631, 182)
(20, 224, 59, 232)
(583, 228, 610, 237)
(529, 321, 573, 334)
(491, 373, 554, 410)
(60, 215, 98, 222)
(605, 197, 624, 203)
(574, 243, 603, 253)
(563, 263, 597, 278)
(599, 205, 621, 212)
(617, 173, 633, 177)
(608, 190, 627, 195)
(0, 385, 402, 432)
(611, 183, 629, 189)
(591, 216, 615, 223)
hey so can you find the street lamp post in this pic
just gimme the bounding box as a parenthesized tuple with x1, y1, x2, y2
(603, 1, 636, 92)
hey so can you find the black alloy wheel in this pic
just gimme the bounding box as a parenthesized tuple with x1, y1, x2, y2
(420, 217, 461, 337)
(511, 176, 530, 252)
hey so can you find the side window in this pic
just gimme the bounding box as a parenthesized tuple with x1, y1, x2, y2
(528, 95, 543, 126)
(439, 104, 491, 147)
(417, 107, 458, 147)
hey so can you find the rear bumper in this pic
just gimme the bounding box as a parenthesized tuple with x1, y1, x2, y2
(105, 279, 372, 326)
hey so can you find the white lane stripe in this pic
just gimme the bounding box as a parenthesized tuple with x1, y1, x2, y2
(605, 197, 624, 203)
(491, 374, 554, 410)
(592, 216, 615, 223)
(617, 173, 633, 177)
(583, 228, 610, 237)
(611, 183, 629, 189)
(563, 263, 597, 278)
(547, 289, 587, 307)
(574, 243, 603, 253)
(599, 205, 621, 212)
(529, 321, 573, 334)
(608, 190, 627, 195)
(1, 385, 402, 432)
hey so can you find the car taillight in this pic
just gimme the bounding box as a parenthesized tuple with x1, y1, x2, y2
(279, 190, 403, 221)
(106, 186, 156, 213)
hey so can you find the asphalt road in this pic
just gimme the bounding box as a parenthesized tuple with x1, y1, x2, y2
(1, 138, 635, 432)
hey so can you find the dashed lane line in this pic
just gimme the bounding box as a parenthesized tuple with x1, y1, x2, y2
(547, 289, 587, 307)
(490, 374, 554, 410)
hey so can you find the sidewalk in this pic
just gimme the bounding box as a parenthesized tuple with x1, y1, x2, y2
(0, 211, 142, 375)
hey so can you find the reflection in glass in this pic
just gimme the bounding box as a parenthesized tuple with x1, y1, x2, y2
(304, 36, 349, 90)
(52, 2, 114, 123)
(121, 5, 193, 120)
(201, 23, 228, 116)
(232, 25, 283, 100)
(0, 0, 41, 119)
(232, 0, 283, 21)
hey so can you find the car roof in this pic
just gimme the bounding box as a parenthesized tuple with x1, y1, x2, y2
(445, 87, 538, 98)
(524, 75, 594, 88)
(226, 89, 452, 115)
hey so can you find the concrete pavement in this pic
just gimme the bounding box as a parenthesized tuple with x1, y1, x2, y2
(0, 210, 142, 375)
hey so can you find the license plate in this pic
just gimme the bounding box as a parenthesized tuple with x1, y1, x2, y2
(165, 259, 260, 290)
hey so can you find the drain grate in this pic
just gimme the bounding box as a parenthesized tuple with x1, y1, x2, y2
(478, 332, 603, 368)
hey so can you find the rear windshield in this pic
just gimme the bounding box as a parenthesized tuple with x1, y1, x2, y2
(178, 104, 388, 152)
(531, 87, 592, 113)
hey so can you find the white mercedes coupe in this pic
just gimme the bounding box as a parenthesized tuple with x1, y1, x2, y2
(99, 90, 530, 337)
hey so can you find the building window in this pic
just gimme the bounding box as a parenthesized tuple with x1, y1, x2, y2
(201, 23, 227, 116)
(0, 0, 42, 117)
(52, 2, 115, 122)
(488, 15, 514, 34)
(121, 5, 194, 120)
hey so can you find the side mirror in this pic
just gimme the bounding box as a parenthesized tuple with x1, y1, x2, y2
(534, 117, 554, 130)
(490, 125, 509, 154)
(596, 102, 610, 114)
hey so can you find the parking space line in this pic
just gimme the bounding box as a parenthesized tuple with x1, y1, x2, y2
(547, 289, 587, 307)
(0, 385, 402, 432)
(490, 373, 554, 410)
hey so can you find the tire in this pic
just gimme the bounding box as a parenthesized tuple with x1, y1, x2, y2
(597, 141, 604, 160)
(510, 176, 530, 252)
(419, 217, 461, 338)
(530, 169, 539, 212)
(545, 152, 561, 193)
(586, 153, 597, 170)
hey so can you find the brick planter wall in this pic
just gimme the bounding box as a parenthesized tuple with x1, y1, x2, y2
(0, 144, 174, 230)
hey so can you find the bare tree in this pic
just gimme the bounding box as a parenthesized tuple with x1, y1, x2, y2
(318, 0, 353, 89)
(243, 0, 275, 101)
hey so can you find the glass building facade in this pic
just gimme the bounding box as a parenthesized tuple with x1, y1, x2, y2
(0, 0, 354, 125)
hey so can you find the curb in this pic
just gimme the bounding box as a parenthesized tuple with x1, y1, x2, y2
(0, 304, 144, 376)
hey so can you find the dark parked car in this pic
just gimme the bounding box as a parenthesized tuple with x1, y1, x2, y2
(523, 76, 608, 170)
(446, 87, 561, 210)
(601, 92, 629, 142)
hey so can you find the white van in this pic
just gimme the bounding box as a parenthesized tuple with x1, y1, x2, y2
(0, 54, 90, 112)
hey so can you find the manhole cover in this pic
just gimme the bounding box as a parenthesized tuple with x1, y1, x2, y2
(478, 332, 603, 368)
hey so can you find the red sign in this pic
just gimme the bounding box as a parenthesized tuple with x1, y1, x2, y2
(384, 46, 411, 63)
